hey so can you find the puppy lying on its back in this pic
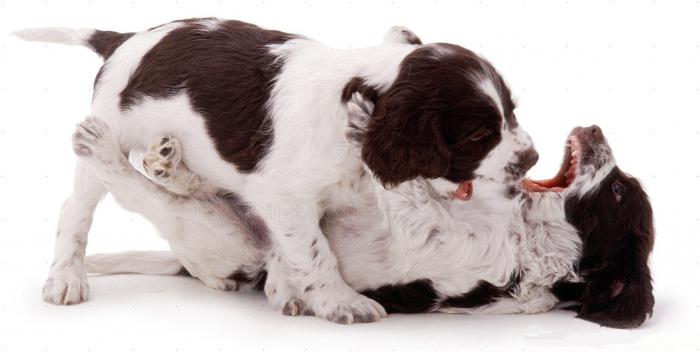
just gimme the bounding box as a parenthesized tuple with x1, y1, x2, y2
(76, 89, 654, 327)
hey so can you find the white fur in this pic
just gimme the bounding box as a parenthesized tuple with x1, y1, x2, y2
(13, 27, 95, 46)
(479, 78, 505, 117)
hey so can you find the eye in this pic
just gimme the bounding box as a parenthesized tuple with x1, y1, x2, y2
(467, 128, 493, 142)
(612, 181, 625, 202)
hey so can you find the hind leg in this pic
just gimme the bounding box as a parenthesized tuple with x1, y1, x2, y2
(43, 161, 106, 305)
(74, 117, 266, 293)
(142, 136, 217, 196)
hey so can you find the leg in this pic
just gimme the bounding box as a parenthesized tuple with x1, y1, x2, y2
(71, 117, 194, 216)
(245, 184, 386, 324)
(73, 117, 262, 291)
(43, 161, 105, 304)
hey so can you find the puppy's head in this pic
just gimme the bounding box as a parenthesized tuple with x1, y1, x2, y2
(527, 126, 655, 328)
(352, 44, 537, 198)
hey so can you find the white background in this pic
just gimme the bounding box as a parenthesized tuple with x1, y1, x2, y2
(0, 0, 698, 351)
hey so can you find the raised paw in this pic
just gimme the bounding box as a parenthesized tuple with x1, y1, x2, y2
(143, 135, 182, 181)
(308, 288, 387, 324)
(383, 26, 422, 45)
(42, 270, 89, 305)
(345, 92, 375, 148)
(72, 116, 120, 161)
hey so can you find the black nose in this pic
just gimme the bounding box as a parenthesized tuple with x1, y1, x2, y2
(520, 148, 539, 171)
(586, 125, 604, 142)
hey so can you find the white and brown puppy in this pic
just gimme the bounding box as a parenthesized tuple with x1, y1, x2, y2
(15, 19, 533, 323)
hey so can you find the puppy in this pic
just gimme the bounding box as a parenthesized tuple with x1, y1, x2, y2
(16, 19, 531, 323)
(335, 98, 655, 328)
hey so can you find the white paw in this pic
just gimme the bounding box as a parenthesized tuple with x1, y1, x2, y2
(307, 286, 387, 324)
(72, 116, 122, 164)
(143, 136, 182, 181)
(42, 270, 89, 305)
(520, 290, 559, 314)
(264, 278, 300, 313)
(200, 276, 239, 291)
(383, 26, 422, 45)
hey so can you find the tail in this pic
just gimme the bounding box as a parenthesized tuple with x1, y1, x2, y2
(85, 251, 187, 276)
(12, 27, 133, 60)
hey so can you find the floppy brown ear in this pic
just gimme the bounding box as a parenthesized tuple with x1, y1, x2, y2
(577, 225, 655, 328)
(361, 95, 451, 187)
(577, 270, 654, 328)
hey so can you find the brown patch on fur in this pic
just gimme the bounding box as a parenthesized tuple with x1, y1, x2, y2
(88, 30, 135, 60)
(361, 44, 516, 186)
(119, 19, 296, 173)
(341, 77, 380, 104)
(89, 31, 135, 88)
(441, 275, 519, 309)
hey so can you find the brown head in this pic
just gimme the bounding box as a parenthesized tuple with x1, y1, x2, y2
(526, 126, 655, 328)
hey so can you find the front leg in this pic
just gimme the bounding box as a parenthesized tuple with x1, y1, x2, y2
(43, 161, 105, 305)
(246, 184, 386, 324)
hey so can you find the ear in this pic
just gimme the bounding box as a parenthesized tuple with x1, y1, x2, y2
(577, 271, 654, 328)
(361, 93, 450, 187)
(577, 228, 654, 329)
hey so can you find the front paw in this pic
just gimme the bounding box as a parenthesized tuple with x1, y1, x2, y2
(42, 269, 89, 305)
(308, 286, 387, 324)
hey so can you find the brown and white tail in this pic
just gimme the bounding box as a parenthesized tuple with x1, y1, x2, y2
(85, 251, 187, 276)
(13, 27, 133, 60)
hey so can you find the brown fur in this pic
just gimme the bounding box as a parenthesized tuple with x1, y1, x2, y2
(556, 167, 655, 328)
(117, 19, 296, 173)
(88, 30, 135, 59)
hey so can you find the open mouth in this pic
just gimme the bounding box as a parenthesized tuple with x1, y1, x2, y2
(522, 133, 582, 193)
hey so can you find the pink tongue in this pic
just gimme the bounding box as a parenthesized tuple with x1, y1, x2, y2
(453, 181, 473, 201)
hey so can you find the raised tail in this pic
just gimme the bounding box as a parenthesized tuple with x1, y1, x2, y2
(85, 251, 187, 276)
(13, 27, 134, 60)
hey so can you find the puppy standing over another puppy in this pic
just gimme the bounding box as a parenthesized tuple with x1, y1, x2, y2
(17, 21, 535, 323)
